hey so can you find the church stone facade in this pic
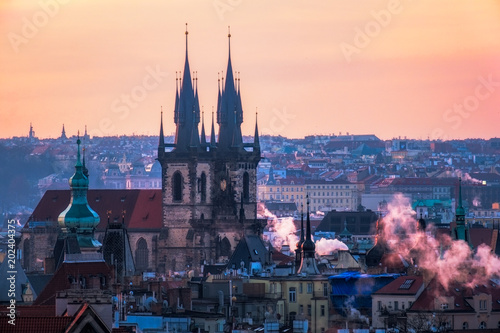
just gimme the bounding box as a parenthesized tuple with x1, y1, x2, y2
(156, 29, 264, 273)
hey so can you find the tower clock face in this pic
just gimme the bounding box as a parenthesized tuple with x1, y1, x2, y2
(220, 179, 227, 191)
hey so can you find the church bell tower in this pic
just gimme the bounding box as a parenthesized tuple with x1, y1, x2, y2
(157, 26, 263, 274)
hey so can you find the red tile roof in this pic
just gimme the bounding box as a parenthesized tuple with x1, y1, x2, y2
(0, 316, 72, 333)
(27, 189, 162, 231)
(272, 250, 294, 265)
(409, 278, 500, 312)
(0, 305, 55, 317)
(374, 275, 424, 295)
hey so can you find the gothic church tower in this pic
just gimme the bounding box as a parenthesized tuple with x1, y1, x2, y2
(157, 27, 263, 274)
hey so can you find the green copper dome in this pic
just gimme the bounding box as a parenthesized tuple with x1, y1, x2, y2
(58, 137, 100, 233)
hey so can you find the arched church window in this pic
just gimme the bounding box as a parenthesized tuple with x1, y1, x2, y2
(135, 238, 149, 271)
(201, 172, 207, 202)
(173, 172, 183, 201)
(243, 172, 249, 202)
(220, 237, 231, 257)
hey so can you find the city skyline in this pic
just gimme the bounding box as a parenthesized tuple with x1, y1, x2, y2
(1, 1, 500, 140)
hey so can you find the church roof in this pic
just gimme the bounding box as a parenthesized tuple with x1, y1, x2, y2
(27, 189, 163, 231)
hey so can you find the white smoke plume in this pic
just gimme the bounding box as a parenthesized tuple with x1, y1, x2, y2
(381, 193, 500, 291)
(262, 208, 348, 254)
(262, 208, 298, 250)
(344, 296, 369, 325)
(315, 238, 349, 255)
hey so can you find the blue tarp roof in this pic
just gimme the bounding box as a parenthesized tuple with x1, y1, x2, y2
(328, 272, 401, 312)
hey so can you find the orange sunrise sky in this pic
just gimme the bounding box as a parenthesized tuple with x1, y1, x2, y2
(1, 0, 500, 140)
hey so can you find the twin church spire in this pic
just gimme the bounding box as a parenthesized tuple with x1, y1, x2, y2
(158, 25, 259, 154)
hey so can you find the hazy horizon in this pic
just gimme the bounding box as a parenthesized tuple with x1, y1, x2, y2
(2, 1, 500, 141)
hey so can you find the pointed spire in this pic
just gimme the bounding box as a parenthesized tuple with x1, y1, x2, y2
(267, 165, 276, 185)
(61, 124, 67, 140)
(82, 145, 89, 178)
(295, 203, 305, 273)
(297, 195, 320, 275)
(299, 204, 305, 246)
(254, 109, 260, 149)
(456, 177, 465, 218)
(190, 107, 200, 148)
(217, 27, 243, 150)
(210, 109, 217, 147)
(200, 109, 207, 146)
(454, 177, 469, 244)
(173, 24, 198, 151)
(76, 131, 82, 167)
(159, 107, 165, 150)
(305, 195, 313, 247)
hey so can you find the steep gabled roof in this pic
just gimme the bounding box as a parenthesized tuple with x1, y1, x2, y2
(27, 189, 162, 231)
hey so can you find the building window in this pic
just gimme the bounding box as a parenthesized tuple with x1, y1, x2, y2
(173, 171, 183, 201)
(307, 304, 311, 316)
(394, 301, 399, 310)
(299, 283, 303, 294)
(289, 287, 296, 303)
(321, 305, 325, 316)
(480, 299, 487, 310)
(463, 322, 468, 330)
(323, 283, 328, 296)
(440, 303, 448, 310)
(135, 238, 149, 271)
(307, 283, 313, 294)
(299, 305, 303, 315)
(378, 301, 382, 311)
(201, 172, 207, 203)
(479, 321, 487, 329)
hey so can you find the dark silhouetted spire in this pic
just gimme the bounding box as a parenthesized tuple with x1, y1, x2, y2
(456, 177, 465, 219)
(217, 27, 243, 151)
(295, 204, 305, 271)
(297, 195, 320, 275)
(61, 124, 67, 140)
(159, 108, 165, 150)
(200, 110, 207, 146)
(267, 165, 276, 185)
(173, 24, 199, 152)
(190, 107, 200, 148)
(254, 110, 260, 150)
(454, 177, 469, 244)
(82, 146, 89, 178)
(210, 109, 217, 147)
